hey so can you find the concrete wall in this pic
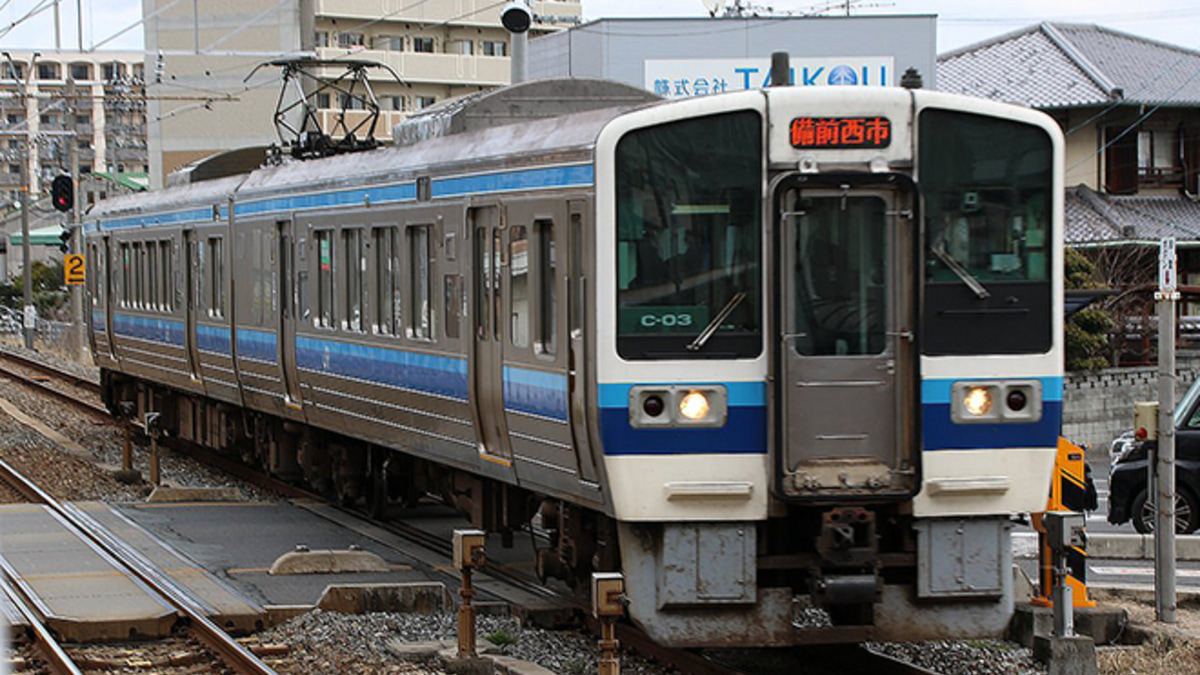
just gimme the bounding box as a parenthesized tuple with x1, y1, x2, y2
(1061, 355, 1200, 452)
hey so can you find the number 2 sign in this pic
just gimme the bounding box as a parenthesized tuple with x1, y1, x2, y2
(64, 254, 86, 286)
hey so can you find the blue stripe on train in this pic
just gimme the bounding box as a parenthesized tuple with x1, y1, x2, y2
(234, 183, 417, 218)
(432, 164, 593, 198)
(91, 310, 106, 333)
(598, 406, 767, 455)
(295, 335, 469, 401)
(921, 376, 1063, 404)
(236, 327, 277, 364)
(503, 366, 568, 422)
(595, 381, 767, 456)
(196, 323, 232, 355)
(922, 400, 1063, 450)
(112, 312, 185, 346)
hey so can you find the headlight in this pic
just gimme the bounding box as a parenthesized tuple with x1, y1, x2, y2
(679, 391, 710, 421)
(951, 380, 1042, 424)
(963, 386, 993, 416)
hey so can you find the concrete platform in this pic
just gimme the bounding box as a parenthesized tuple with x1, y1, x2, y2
(0, 504, 177, 642)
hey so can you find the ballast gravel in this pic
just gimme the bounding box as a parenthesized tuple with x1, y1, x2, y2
(259, 609, 681, 675)
(868, 639, 1044, 675)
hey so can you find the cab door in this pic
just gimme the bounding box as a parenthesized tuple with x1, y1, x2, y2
(277, 219, 303, 408)
(775, 181, 917, 499)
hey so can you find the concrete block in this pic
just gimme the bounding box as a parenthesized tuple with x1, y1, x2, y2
(268, 548, 391, 575)
(1033, 635, 1098, 675)
(444, 657, 495, 675)
(263, 605, 313, 626)
(492, 655, 561, 675)
(145, 486, 242, 503)
(386, 639, 454, 660)
(1010, 603, 1128, 647)
(316, 582, 450, 614)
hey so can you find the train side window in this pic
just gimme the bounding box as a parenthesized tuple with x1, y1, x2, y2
(408, 225, 432, 340)
(444, 275, 461, 339)
(569, 212, 582, 334)
(374, 227, 401, 335)
(343, 228, 364, 332)
(535, 218, 556, 356)
(149, 241, 159, 311)
(474, 227, 488, 338)
(510, 224, 528, 348)
(135, 242, 145, 309)
(161, 240, 173, 312)
(315, 230, 334, 328)
(120, 242, 130, 308)
(207, 236, 225, 318)
(88, 242, 99, 306)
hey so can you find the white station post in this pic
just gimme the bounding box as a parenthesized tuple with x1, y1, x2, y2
(1156, 236, 1178, 623)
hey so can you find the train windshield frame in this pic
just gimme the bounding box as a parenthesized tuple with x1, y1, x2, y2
(918, 108, 1055, 355)
(614, 110, 763, 360)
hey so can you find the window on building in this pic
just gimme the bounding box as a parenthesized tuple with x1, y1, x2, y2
(339, 94, 366, 110)
(482, 41, 506, 57)
(389, 35, 404, 51)
(314, 31, 329, 47)
(387, 96, 404, 111)
(337, 32, 365, 48)
(40, 114, 53, 125)
(343, 228, 363, 331)
(207, 236, 224, 317)
(409, 225, 431, 339)
(413, 37, 434, 53)
(78, 139, 91, 150)
(70, 64, 90, 80)
(36, 63, 58, 80)
(75, 114, 88, 126)
(453, 40, 474, 55)
(7, 164, 18, 175)
(316, 93, 331, 109)
(5, 63, 24, 80)
(1138, 128, 1182, 187)
(132, 64, 144, 78)
(316, 230, 334, 328)
(80, 164, 91, 174)
(510, 224, 528, 348)
(102, 63, 120, 80)
(416, 96, 436, 109)
(536, 219, 556, 355)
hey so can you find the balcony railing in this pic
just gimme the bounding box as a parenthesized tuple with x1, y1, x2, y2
(313, 47, 510, 86)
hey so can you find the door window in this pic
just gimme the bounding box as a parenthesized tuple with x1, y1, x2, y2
(790, 195, 887, 356)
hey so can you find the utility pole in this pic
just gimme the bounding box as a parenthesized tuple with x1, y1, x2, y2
(1156, 236, 1178, 623)
(53, 0, 61, 51)
(67, 76, 85, 361)
(6, 52, 40, 351)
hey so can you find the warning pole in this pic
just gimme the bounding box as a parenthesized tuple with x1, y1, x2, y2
(1156, 236, 1178, 623)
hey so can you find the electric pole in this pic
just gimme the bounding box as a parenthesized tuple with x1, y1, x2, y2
(6, 52, 40, 350)
(67, 76, 85, 360)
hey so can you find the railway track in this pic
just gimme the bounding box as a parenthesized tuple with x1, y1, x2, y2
(0, 454, 277, 675)
(0, 348, 943, 675)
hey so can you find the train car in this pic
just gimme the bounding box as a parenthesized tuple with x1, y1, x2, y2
(84, 75, 1063, 646)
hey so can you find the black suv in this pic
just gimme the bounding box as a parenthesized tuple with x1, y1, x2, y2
(1108, 379, 1200, 534)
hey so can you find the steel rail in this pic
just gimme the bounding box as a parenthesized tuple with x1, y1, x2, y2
(0, 576, 83, 675)
(0, 347, 101, 392)
(0, 456, 277, 675)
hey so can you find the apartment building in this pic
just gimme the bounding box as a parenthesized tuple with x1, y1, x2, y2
(144, 0, 581, 189)
(0, 50, 147, 208)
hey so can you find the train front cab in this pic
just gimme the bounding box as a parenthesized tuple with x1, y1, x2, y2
(593, 88, 1063, 646)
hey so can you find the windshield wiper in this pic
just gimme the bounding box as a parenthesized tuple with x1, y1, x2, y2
(687, 292, 747, 352)
(930, 240, 990, 300)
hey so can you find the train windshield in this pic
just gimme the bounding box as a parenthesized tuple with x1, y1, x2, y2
(615, 111, 763, 360)
(919, 109, 1054, 355)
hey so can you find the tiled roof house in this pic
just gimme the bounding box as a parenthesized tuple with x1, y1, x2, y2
(939, 23, 1200, 252)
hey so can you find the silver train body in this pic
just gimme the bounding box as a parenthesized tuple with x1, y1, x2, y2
(84, 80, 1064, 646)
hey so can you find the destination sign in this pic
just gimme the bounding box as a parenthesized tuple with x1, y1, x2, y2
(790, 116, 891, 149)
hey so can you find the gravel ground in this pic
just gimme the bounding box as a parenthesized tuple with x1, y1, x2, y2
(258, 609, 681, 675)
(0, 343, 99, 384)
(868, 639, 1044, 675)
(1089, 589, 1200, 675)
(0, 373, 279, 502)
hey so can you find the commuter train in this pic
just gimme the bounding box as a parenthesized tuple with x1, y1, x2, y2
(84, 76, 1064, 646)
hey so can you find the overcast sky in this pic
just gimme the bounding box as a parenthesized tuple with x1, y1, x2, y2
(2, 0, 1199, 54)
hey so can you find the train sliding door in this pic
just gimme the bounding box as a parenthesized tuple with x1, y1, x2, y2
(774, 182, 917, 500)
(469, 205, 512, 465)
(183, 230, 202, 381)
(277, 219, 303, 409)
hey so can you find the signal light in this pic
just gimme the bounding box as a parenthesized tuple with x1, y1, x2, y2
(51, 174, 73, 213)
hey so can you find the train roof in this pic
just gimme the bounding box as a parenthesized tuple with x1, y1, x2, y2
(89, 79, 662, 222)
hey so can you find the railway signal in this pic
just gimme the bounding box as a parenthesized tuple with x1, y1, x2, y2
(51, 174, 73, 213)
